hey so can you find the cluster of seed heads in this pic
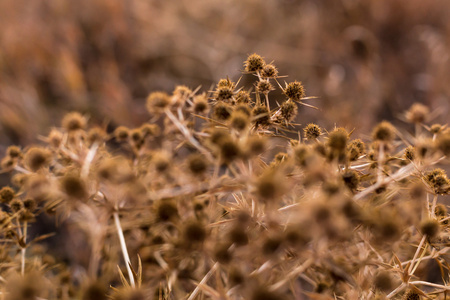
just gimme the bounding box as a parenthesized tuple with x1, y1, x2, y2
(0, 54, 450, 300)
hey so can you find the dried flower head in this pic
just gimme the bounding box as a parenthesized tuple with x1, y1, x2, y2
(283, 81, 305, 101)
(183, 221, 207, 243)
(279, 100, 298, 122)
(304, 123, 322, 140)
(436, 133, 450, 156)
(244, 53, 266, 72)
(187, 154, 208, 175)
(146, 91, 171, 114)
(256, 80, 274, 94)
(24, 147, 51, 172)
(328, 128, 349, 153)
(404, 145, 415, 161)
(114, 126, 129, 142)
(420, 218, 440, 238)
(405, 103, 429, 123)
(403, 290, 420, 300)
(60, 175, 88, 200)
(62, 112, 87, 131)
(47, 129, 63, 148)
(235, 90, 252, 104)
(372, 121, 396, 142)
(87, 127, 106, 146)
(9, 198, 24, 212)
(252, 105, 271, 127)
(348, 139, 365, 161)
(215, 86, 234, 102)
(6, 146, 22, 158)
(0, 187, 15, 204)
(261, 64, 278, 78)
(230, 111, 250, 131)
(373, 271, 393, 292)
(425, 168, 450, 194)
(217, 78, 235, 89)
(193, 94, 209, 114)
(213, 102, 232, 120)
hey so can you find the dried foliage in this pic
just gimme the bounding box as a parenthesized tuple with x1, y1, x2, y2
(0, 55, 450, 299)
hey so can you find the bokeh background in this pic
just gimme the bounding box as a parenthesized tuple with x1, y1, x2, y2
(1, 0, 450, 149)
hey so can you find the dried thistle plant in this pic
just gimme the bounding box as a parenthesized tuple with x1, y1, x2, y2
(0, 55, 449, 300)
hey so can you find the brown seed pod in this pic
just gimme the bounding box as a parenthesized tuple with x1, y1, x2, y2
(283, 81, 305, 101)
(244, 53, 265, 72)
(24, 147, 51, 172)
(62, 112, 87, 131)
(372, 121, 396, 142)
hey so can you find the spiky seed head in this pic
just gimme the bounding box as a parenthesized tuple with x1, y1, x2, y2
(255, 171, 285, 201)
(47, 129, 63, 148)
(342, 170, 360, 191)
(304, 123, 322, 140)
(230, 111, 249, 131)
(82, 281, 108, 300)
(173, 85, 191, 99)
(403, 290, 420, 300)
(228, 226, 248, 246)
(87, 127, 106, 146)
(139, 124, 159, 139)
(261, 64, 278, 78)
(228, 267, 245, 286)
(245, 136, 266, 156)
(436, 133, 450, 156)
(60, 175, 87, 200)
(129, 128, 143, 147)
(6, 146, 22, 158)
(328, 128, 349, 153)
(213, 102, 232, 120)
(220, 139, 241, 163)
(404, 145, 415, 161)
(183, 221, 206, 243)
(425, 168, 450, 194)
(256, 80, 274, 94)
(9, 198, 23, 213)
(217, 78, 235, 89)
(373, 271, 393, 292)
(187, 154, 208, 175)
(251, 287, 283, 300)
(114, 126, 129, 142)
(430, 124, 443, 134)
(420, 218, 440, 238)
(152, 151, 171, 173)
(24, 147, 51, 172)
(193, 94, 209, 114)
(280, 100, 298, 122)
(244, 53, 266, 72)
(235, 104, 252, 116)
(146, 91, 170, 114)
(215, 86, 234, 102)
(235, 90, 251, 104)
(405, 103, 429, 124)
(252, 105, 271, 127)
(214, 244, 232, 264)
(262, 236, 283, 256)
(283, 81, 305, 101)
(23, 198, 37, 212)
(156, 201, 178, 221)
(372, 121, 396, 142)
(62, 112, 87, 131)
(0, 187, 15, 204)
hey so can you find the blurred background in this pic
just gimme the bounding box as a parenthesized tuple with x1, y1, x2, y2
(1, 0, 450, 149)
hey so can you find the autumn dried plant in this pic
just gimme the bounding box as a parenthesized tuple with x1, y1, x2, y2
(1, 54, 450, 300)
